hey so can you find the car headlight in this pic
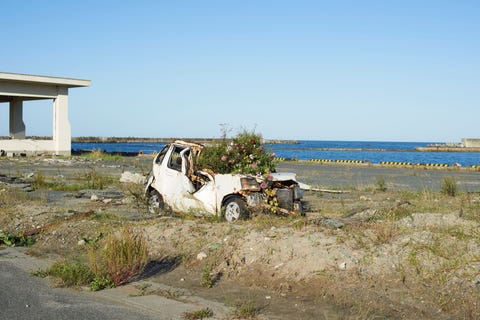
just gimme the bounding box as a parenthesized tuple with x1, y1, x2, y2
(241, 177, 261, 191)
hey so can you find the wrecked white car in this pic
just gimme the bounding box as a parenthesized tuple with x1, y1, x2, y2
(145, 141, 303, 222)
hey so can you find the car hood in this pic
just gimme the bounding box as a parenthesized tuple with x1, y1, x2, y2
(270, 172, 311, 190)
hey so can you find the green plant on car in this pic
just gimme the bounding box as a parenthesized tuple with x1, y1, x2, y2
(195, 130, 276, 175)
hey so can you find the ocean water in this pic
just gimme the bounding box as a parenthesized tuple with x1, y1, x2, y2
(72, 140, 480, 167)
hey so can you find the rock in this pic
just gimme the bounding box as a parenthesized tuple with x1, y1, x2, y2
(338, 262, 347, 270)
(103, 198, 112, 204)
(63, 211, 75, 217)
(78, 189, 124, 199)
(121, 197, 134, 205)
(0, 174, 33, 192)
(209, 242, 222, 251)
(308, 217, 344, 229)
(91, 194, 99, 201)
(197, 252, 208, 261)
(78, 239, 86, 246)
(120, 171, 146, 184)
(323, 217, 344, 229)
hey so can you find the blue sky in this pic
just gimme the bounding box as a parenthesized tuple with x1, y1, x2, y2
(1, 0, 479, 142)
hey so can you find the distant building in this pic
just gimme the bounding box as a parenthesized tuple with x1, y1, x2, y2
(462, 138, 480, 148)
(0, 72, 90, 156)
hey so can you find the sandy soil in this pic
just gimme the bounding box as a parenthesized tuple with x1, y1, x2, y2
(1, 156, 480, 319)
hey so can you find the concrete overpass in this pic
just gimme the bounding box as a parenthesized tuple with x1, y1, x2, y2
(0, 72, 90, 156)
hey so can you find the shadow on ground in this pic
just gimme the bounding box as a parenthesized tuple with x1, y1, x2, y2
(138, 256, 182, 280)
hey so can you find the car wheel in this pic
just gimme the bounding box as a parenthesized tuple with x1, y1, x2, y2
(148, 189, 164, 215)
(223, 196, 248, 222)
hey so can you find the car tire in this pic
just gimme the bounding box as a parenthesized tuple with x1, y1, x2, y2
(223, 196, 248, 222)
(148, 189, 164, 215)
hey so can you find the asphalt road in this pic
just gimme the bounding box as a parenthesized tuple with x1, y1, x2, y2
(0, 247, 229, 320)
(1, 157, 479, 192)
(278, 162, 480, 191)
(0, 249, 159, 320)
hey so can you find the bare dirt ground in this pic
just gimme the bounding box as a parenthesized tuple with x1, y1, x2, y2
(1, 155, 480, 319)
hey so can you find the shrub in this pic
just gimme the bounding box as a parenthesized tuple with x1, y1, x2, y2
(195, 130, 276, 175)
(441, 176, 458, 197)
(89, 225, 149, 286)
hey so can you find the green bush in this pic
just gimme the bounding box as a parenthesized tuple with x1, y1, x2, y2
(195, 130, 276, 175)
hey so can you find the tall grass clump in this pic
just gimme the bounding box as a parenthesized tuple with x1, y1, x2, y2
(89, 225, 148, 287)
(36, 226, 148, 291)
(441, 176, 458, 197)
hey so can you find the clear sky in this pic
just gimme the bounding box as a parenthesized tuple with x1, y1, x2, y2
(1, 0, 479, 142)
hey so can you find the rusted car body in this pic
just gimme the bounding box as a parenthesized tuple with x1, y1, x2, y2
(145, 141, 303, 222)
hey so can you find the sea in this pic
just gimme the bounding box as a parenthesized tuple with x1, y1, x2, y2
(72, 140, 480, 167)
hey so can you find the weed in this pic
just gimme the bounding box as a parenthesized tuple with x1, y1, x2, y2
(82, 168, 114, 189)
(32, 170, 47, 188)
(136, 283, 152, 292)
(200, 264, 213, 288)
(88, 225, 149, 286)
(250, 213, 294, 231)
(371, 222, 400, 245)
(44, 260, 94, 287)
(377, 202, 413, 221)
(441, 176, 458, 197)
(122, 182, 149, 214)
(233, 300, 259, 319)
(0, 230, 35, 247)
(32, 168, 115, 191)
(153, 288, 182, 300)
(90, 276, 115, 291)
(376, 176, 387, 192)
(82, 149, 122, 162)
(182, 307, 213, 320)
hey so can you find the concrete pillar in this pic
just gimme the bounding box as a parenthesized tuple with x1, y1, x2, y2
(9, 98, 26, 139)
(53, 87, 71, 155)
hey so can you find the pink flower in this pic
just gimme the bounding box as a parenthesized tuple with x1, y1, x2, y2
(265, 174, 273, 181)
(271, 152, 276, 158)
(260, 182, 268, 189)
(221, 155, 227, 162)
